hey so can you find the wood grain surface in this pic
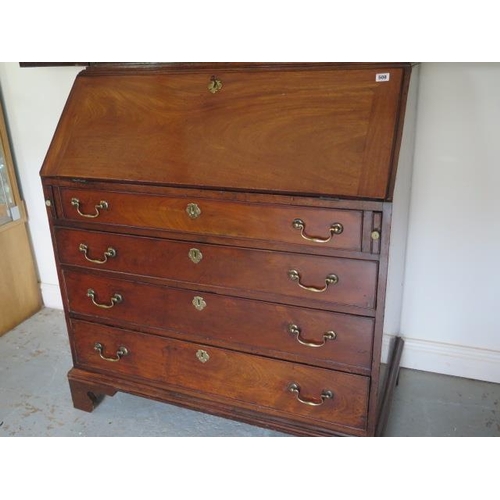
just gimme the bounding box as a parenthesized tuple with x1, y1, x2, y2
(58, 187, 364, 251)
(40, 63, 412, 436)
(63, 268, 374, 372)
(41, 65, 407, 199)
(55, 227, 378, 310)
(71, 319, 369, 431)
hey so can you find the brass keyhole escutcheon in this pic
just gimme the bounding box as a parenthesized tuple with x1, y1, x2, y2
(192, 296, 207, 311)
(188, 248, 203, 264)
(186, 203, 201, 219)
(196, 349, 210, 363)
(208, 76, 222, 94)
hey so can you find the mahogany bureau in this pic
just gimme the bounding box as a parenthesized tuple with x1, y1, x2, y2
(41, 63, 413, 436)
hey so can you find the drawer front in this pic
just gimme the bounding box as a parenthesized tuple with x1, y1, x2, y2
(63, 269, 374, 371)
(59, 188, 363, 251)
(56, 228, 378, 310)
(47, 66, 406, 199)
(71, 320, 369, 431)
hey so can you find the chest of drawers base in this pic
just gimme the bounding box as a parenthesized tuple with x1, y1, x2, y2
(42, 179, 396, 437)
(68, 348, 404, 436)
(67, 367, 363, 437)
(67, 337, 403, 437)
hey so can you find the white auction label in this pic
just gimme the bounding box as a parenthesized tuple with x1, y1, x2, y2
(375, 73, 390, 82)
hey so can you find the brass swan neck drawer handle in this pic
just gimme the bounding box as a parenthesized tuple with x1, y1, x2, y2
(79, 243, 116, 264)
(86, 289, 123, 309)
(292, 218, 343, 243)
(288, 383, 333, 406)
(288, 324, 337, 348)
(94, 342, 129, 362)
(287, 269, 339, 293)
(71, 197, 109, 218)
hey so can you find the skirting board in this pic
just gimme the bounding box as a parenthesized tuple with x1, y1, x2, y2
(40, 282, 63, 310)
(382, 334, 500, 384)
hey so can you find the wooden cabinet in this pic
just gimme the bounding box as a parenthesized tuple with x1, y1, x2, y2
(41, 63, 413, 436)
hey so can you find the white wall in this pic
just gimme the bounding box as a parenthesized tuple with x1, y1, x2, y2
(0, 63, 82, 308)
(395, 63, 500, 383)
(0, 62, 498, 382)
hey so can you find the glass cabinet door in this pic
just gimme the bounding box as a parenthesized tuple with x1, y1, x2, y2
(0, 102, 22, 227)
(0, 141, 17, 226)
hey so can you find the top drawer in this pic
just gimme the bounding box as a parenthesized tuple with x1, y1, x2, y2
(40, 65, 409, 200)
(57, 188, 363, 252)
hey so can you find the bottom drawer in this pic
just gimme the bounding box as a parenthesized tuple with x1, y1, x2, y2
(71, 319, 369, 432)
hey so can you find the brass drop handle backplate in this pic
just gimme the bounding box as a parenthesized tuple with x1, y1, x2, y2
(71, 198, 108, 218)
(292, 218, 343, 243)
(94, 342, 129, 362)
(288, 269, 339, 293)
(288, 324, 337, 348)
(79, 243, 117, 264)
(288, 383, 333, 406)
(208, 75, 222, 94)
(87, 289, 123, 309)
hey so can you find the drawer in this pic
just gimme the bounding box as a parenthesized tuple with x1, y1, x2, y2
(58, 188, 363, 251)
(63, 269, 374, 372)
(56, 228, 378, 310)
(71, 319, 369, 431)
(44, 66, 406, 199)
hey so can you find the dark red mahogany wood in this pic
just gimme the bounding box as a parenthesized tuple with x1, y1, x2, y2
(41, 63, 412, 436)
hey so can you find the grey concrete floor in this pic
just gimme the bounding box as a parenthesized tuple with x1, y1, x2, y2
(1, 307, 499, 437)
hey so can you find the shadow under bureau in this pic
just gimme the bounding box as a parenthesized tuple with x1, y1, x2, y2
(41, 63, 413, 436)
